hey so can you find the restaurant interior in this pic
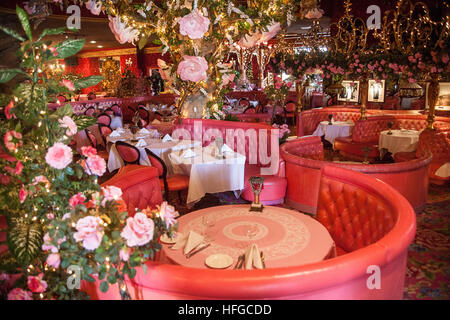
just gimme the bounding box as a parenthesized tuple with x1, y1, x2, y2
(0, 0, 449, 300)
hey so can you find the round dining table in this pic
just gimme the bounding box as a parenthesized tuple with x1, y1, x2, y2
(312, 120, 355, 144)
(161, 205, 335, 269)
(378, 129, 420, 155)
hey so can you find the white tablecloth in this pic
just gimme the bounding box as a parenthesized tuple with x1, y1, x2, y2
(435, 162, 450, 178)
(378, 129, 420, 155)
(312, 121, 354, 144)
(168, 144, 246, 204)
(110, 116, 123, 130)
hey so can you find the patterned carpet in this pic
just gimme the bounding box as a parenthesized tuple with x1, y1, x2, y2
(169, 183, 450, 300)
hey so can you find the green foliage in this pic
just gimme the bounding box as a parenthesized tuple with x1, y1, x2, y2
(7, 217, 43, 266)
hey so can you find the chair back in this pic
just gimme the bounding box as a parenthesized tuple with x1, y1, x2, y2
(104, 108, 114, 116)
(97, 123, 112, 146)
(243, 106, 256, 114)
(84, 106, 96, 117)
(111, 104, 121, 116)
(138, 106, 150, 123)
(145, 149, 167, 179)
(115, 141, 140, 165)
(239, 98, 250, 107)
(97, 113, 111, 126)
(85, 129, 97, 148)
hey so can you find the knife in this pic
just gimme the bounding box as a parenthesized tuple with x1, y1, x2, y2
(234, 254, 244, 269)
(185, 243, 210, 259)
(260, 251, 266, 269)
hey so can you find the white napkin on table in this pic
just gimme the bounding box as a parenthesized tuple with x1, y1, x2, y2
(109, 130, 121, 137)
(170, 230, 205, 255)
(181, 149, 196, 158)
(117, 127, 125, 133)
(139, 128, 150, 134)
(221, 144, 234, 154)
(162, 134, 173, 142)
(244, 244, 263, 270)
(152, 119, 161, 124)
(135, 139, 147, 147)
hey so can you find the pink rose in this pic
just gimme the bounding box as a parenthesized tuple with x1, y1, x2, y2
(157, 201, 179, 229)
(58, 116, 77, 136)
(177, 55, 208, 82)
(19, 185, 27, 203)
(27, 274, 47, 293)
(81, 146, 97, 158)
(69, 192, 86, 207)
(5, 100, 15, 119)
(46, 253, 60, 269)
(4, 130, 22, 152)
(101, 185, 122, 203)
(178, 9, 210, 40)
(15, 161, 23, 175)
(442, 54, 449, 64)
(119, 247, 130, 261)
(49, 47, 58, 57)
(380, 59, 386, 65)
(32, 175, 49, 185)
(45, 142, 73, 170)
(73, 216, 104, 251)
(60, 79, 75, 91)
(108, 15, 139, 45)
(7, 288, 33, 300)
(42, 233, 66, 253)
(0, 174, 11, 185)
(430, 66, 437, 73)
(275, 82, 282, 89)
(84, 155, 106, 176)
(121, 212, 154, 247)
(86, 0, 102, 15)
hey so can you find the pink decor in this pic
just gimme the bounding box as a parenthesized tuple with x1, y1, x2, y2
(162, 205, 335, 269)
(121, 212, 155, 247)
(178, 9, 210, 39)
(82, 166, 416, 300)
(257, 22, 281, 44)
(58, 116, 77, 136)
(108, 15, 139, 45)
(73, 216, 104, 251)
(45, 142, 73, 170)
(177, 55, 208, 82)
(7, 288, 33, 300)
(86, 0, 102, 15)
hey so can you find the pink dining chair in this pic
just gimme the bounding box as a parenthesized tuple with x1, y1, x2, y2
(115, 141, 141, 165)
(97, 113, 111, 126)
(97, 123, 113, 147)
(84, 106, 96, 117)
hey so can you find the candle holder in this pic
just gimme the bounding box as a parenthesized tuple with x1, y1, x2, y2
(249, 176, 265, 212)
(387, 121, 394, 135)
(328, 114, 333, 125)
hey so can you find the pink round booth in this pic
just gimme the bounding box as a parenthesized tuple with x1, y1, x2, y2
(280, 136, 431, 214)
(82, 166, 416, 300)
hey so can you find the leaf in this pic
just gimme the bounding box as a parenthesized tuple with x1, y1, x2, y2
(100, 281, 109, 293)
(0, 69, 27, 83)
(7, 217, 43, 266)
(38, 27, 66, 41)
(54, 39, 85, 59)
(107, 275, 117, 284)
(74, 75, 103, 90)
(16, 6, 32, 40)
(54, 103, 73, 117)
(129, 268, 136, 279)
(0, 25, 25, 41)
(138, 36, 148, 50)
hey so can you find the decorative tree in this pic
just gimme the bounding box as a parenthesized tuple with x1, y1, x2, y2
(81, 0, 297, 119)
(100, 57, 121, 96)
(0, 7, 178, 300)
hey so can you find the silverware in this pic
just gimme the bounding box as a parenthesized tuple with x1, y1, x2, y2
(238, 254, 245, 269)
(260, 251, 266, 269)
(185, 243, 210, 259)
(234, 254, 244, 269)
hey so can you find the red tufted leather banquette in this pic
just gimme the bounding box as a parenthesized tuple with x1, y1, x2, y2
(281, 136, 431, 213)
(101, 165, 163, 216)
(173, 118, 287, 204)
(82, 166, 416, 299)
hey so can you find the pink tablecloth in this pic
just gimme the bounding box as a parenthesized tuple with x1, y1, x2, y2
(161, 205, 335, 269)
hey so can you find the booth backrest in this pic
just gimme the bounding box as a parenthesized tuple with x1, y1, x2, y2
(282, 136, 324, 160)
(173, 118, 275, 166)
(298, 108, 362, 136)
(416, 129, 450, 162)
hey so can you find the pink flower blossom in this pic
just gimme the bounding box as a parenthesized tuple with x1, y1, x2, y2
(86, 0, 102, 15)
(238, 31, 262, 48)
(101, 185, 122, 204)
(81, 146, 97, 158)
(58, 116, 77, 136)
(45, 142, 73, 170)
(430, 66, 437, 73)
(19, 185, 27, 203)
(23, 2, 36, 15)
(121, 212, 154, 247)
(119, 247, 130, 261)
(177, 55, 208, 82)
(414, 52, 422, 59)
(5, 100, 15, 119)
(108, 15, 139, 45)
(380, 59, 386, 65)
(60, 79, 75, 91)
(178, 9, 210, 40)
(4, 130, 22, 152)
(69, 193, 87, 207)
(73, 216, 104, 251)
(442, 54, 449, 64)
(221, 73, 235, 87)
(7, 288, 33, 300)
(84, 155, 106, 176)
(49, 47, 58, 56)
(32, 175, 49, 185)
(46, 253, 60, 269)
(27, 274, 47, 293)
(42, 233, 66, 253)
(378, 67, 383, 72)
(15, 161, 23, 175)
(408, 56, 417, 63)
(257, 22, 281, 44)
(157, 201, 179, 229)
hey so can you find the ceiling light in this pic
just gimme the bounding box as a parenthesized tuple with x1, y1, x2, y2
(90, 40, 97, 44)
(97, 45, 103, 48)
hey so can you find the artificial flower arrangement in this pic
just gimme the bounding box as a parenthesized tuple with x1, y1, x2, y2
(272, 123, 291, 144)
(263, 74, 293, 123)
(0, 7, 178, 300)
(79, 0, 297, 119)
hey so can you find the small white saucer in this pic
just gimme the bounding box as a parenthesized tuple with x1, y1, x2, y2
(205, 254, 233, 269)
(160, 232, 182, 244)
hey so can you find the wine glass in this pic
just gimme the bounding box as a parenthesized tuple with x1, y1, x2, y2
(202, 214, 216, 241)
(245, 224, 259, 244)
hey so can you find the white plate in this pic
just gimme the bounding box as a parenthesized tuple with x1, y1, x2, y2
(205, 254, 233, 269)
(160, 232, 182, 244)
